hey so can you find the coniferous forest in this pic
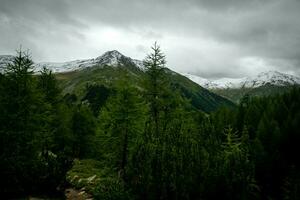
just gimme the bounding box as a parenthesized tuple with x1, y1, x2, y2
(0, 45, 299, 200)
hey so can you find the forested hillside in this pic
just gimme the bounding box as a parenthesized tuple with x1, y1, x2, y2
(0, 45, 299, 200)
(211, 84, 299, 103)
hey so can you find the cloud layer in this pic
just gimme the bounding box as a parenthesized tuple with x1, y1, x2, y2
(0, 0, 299, 78)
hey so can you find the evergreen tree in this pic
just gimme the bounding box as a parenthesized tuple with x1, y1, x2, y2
(36, 67, 74, 191)
(143, 42, 167, 137)
(98, 75, 145, 180)
(72, 105, 96, 158)
(132, 43, 202, 199)
(221, 127, 257, 200)
(0, 50, 46, 194)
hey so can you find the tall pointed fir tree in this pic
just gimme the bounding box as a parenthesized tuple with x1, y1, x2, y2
(0, 50, 48, 194)
(98, 73, 145, 181)
(132, 43, 200, 200)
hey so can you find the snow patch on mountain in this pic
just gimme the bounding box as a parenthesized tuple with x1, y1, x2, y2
(181, 73, 215, 88)
(181, 73, 246, 89)
(181, 71, 300, 89)
(2, 51, 299, 90)
(242, 71, 300, 88)
(95, 50, 123, 66)
(0, 50, 146, 74)
(132, 59, 145, 71)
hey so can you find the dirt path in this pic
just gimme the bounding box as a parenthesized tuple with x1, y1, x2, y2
(65, 188, 93, 200)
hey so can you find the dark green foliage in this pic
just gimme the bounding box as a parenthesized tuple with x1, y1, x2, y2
(171, 75, 236, 112)
(129, 43, 207, 199)
(71, 105, 96, 158)
(0, 51, 45, 195)
(97, 75, 145, 179)
(1, 47, 299, 200)
(82, 84, 112, 116)
(214, 88, 300, 200)
(55, 54, 234, 114)
(0, 50, 97, 197)
(212, 84, 299, 103)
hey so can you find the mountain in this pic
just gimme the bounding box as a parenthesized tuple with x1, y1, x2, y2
(0, 50, 145, 74)
(181, 73, 246, 89)
(182, 71, 300, 89)
(182, 71, 300, 102)
(0, 51, 234, 112)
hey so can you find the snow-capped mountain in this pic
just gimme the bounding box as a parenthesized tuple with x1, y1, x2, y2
(0, 50, 145, 74)
(1, 51, 299, 90)
(182, 71, 300, 89)
(242, 71, 300, 88)
(181, 73, 247, 89)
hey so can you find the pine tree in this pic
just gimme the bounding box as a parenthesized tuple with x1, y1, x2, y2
(0, 50, 46, 194)
(36, 67, 74, 190)
(72, 105, 96, 158)
(143, 42, 167, 137)
(221, 127, 257, 200)
(98, 74, 145, 180)
(133, 43, 201, 199)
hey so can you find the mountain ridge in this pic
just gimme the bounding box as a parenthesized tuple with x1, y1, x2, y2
(181, 71, 300, 103)
(181, 70, 300, 89)
(0, 50, 145, 74)
(1, 51, 299, 90)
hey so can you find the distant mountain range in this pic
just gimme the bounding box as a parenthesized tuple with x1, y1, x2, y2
(0, 50, 144, 73)
(181, 71, 300, 103)
(2, 52, 298, 89)
(181, 71, 300, 89)
(0, 51, 234, 112)
(1, 51, 298, 105)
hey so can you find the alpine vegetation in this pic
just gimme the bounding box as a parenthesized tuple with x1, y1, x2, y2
(0, 44, 299, 200)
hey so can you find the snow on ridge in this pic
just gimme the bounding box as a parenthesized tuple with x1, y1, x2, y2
(132, 59, 146, 71)
(1, 52, 299, 89)
(213, 77, 246, 89)
(180, 72, 245, 89)
(181, 71, 300, 89)
(0, 50, 146, 74)
(242, 70, 300, 88)
(181, 73, 213, 88)
(95, 50, 124, 66)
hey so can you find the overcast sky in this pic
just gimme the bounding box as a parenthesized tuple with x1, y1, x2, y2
(0, 0, 300, 78)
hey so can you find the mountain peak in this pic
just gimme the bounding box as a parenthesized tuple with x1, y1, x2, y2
(0, 50, 144, 74)
(243, 70, 300, 88)
(104, 50, 123, 56)
(95, 50, 126, 66)
(98, 50, 124, 59)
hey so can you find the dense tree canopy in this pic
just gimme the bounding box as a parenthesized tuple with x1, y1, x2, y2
(0, 47, 299, 200)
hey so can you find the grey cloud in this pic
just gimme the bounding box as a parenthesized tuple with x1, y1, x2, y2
(0, 0, 299, 77)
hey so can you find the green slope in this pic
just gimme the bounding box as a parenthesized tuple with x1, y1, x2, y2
(211, 84, 299, 103)
(56, 64, 235, 113)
